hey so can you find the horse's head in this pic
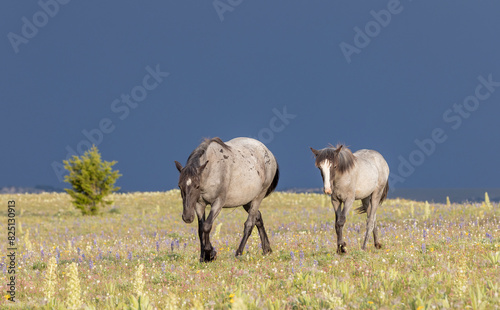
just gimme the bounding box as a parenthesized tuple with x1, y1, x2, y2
(175, 160, 209, 223)
(310, 146, 345, 195)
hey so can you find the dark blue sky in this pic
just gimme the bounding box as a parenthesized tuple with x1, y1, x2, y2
(1, 1, 499, 192)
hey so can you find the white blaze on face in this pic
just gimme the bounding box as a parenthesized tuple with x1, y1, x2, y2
(320, 160, 332, 195)
(186, 178, 192, 186)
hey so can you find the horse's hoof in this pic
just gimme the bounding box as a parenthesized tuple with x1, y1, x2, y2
(263, 248, 273, 255)
(202, 249, 217, 262)
(337, 245, 347, 255)
(375, 243, 383, 249)
(210, 250, 217, 261)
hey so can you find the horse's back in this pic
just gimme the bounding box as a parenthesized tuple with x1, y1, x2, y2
(225, 137, 278, 183)
(354, 150, 389, 173)
(204, 138, 278, 207)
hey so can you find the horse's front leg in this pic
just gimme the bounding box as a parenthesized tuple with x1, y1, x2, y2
(331, 197, 344, 254)
(195, 203, 208, 262)
(201, 198, 223, 262)
(336, 196, 354, 254)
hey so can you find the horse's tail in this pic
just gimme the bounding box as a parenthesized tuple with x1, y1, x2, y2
(265, 164, 280, 197)
(380, 180, 389, 204)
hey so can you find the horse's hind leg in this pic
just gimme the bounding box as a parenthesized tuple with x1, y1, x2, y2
(246, 204, 272, 255)
(236, 199, 263, 256)
(362, 195, 380, 250)
(372, 214, 382, 249)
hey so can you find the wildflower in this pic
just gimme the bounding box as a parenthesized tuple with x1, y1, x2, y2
(65, 263, 82, 309)
(133, 264, 145, 297)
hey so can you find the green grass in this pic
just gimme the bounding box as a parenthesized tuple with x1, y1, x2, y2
(1, 191, 499, 309)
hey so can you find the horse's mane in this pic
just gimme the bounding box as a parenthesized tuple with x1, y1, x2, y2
(314, 144, 356, 175)
(183, 137, 230, 179)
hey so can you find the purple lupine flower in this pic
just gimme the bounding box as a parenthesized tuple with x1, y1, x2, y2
(156, 241, 160, 252)
(116, 252, 120, 260)
(89, 259, 94, 270)
(486, 233, 493, 242)
(421, 243, 426, 253)
(128, 251, 132, 260)
(184, 243, 187, 250)
(290, 251, 295, 260)
(176, 240, 180, 248)
(41, 249, 44, 258)
(300, 250, 304, 260)
(77, 247, 81, 255)
(82, 253, 86, 260)
(423, 229, 427, 239)
(161, 263, 166, 273)
(171, 241, 175, 252)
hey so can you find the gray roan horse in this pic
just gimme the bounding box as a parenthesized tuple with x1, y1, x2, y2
(175, 137, 279, 262)
(310, 144, 389, 254)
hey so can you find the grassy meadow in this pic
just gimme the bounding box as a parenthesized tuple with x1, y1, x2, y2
(1, 191, 499, 309)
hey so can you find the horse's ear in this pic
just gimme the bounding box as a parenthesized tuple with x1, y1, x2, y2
(310, 147, 319, 157)
(336, 145, 343, 153)
(175, 161, 183, 173)
(198, 160, 209, 174)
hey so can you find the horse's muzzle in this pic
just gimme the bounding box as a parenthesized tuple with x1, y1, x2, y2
(324, 188, 332, 195)
(182, 214, 194, 223)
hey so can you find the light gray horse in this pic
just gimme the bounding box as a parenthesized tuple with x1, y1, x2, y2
(310, 144, 389, 254)
(175, 137, 279, 262)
